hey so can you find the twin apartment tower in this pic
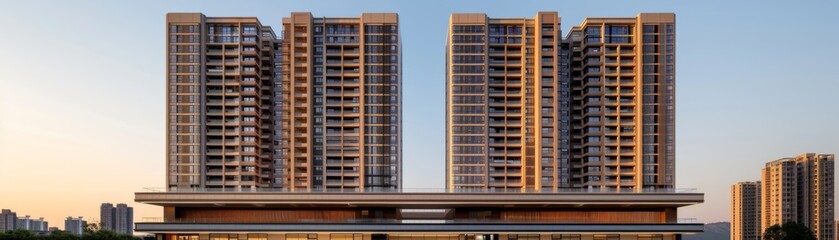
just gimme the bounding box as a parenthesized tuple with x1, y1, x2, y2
(166, 12, 675, 192)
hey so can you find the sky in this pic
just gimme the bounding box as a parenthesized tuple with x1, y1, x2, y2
(1, 0, 838, 231)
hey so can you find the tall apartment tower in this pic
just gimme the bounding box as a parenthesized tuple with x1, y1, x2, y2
(762, 153, 835, 240)
(115, 204, 134, 235)
(445, 12, 675, 191)
(280, 13, 402, 190)
(731, 181, 762, 240)
(166, 13, 280, 190)
(446, 12, 562, 190)
(565, 13, 676, 190)
(0, 209, 16, 232)
(100, 203, 115, 231)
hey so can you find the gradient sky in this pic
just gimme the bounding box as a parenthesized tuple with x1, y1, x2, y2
(1, 0, 838, 231)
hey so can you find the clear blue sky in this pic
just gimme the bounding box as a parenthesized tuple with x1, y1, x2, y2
(1, 0, 837, 227)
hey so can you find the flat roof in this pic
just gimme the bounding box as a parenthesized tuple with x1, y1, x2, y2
(135, 190, 703, 208)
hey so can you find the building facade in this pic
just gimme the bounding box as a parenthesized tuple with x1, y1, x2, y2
(64, 217, 86, 236)
(280, 13, 402, 190)
(135, 190, 703, 240)
(446, 12, 563, 190)
(166, 13, 280, 191)
(115, 203, 134, 236)
(731, 181, 761, 240)
(167, 12, 402, 192)
(0, 209, 16, 232)
(761, 153, 835, 240)
(101, 203, 134, 235)
(445, 13, 675, 191)
(100, 203, 115, 232)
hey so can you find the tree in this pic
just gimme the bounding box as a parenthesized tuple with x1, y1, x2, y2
(82, 223, 100, 235)
(48, 230, 80, 240)
(764, 222, 816, 240)
(81, 229, 139, 240)
(0, 229, 37, 240)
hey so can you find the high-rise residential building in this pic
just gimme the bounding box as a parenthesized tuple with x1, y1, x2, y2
(100, 203, 134, 235)
(64, 217, 86, 236)
(565, 13, 676, 190)
(0, 209, 16, 232)
(731, 181, 761, 240)
(115, 204, 133, 235)
(280, 13, 402, 190)
(100, 203, 115, 231)
(166, 13, 280, 191)
(446, 12, 562, 190)
(445, 12, 675, 191)
(762, 153, 835, 240)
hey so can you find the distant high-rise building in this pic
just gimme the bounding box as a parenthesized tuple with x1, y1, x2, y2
(445, 12, 676, 191)
(166, 13, 280, 191)
(115, 204, 133, 235)
(762, 153, 834, 240)
(731, 181, 761, 240)
(280, 12, 402, 190)
(64, 217, 86, 236)
(100, 203, 115, 231)
(0, 209, 16, 232)
(100, 203, 133, 235)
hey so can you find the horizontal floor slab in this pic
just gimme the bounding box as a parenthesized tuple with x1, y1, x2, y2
(136, 222, 704, 233)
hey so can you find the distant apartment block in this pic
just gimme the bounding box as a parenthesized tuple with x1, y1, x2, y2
(100, 203, 133, 235)
(0, 209, 15, 232)
(445, 12, 675, 191)
(761, 153, 834, 240)
(280, 13, 402, 190)
(64, 217, 86, 236)
(0, 210, 48, 233)
(166, 13, 280, 190)
(731, 181, 761, 240)
(99, 203, 114, 232)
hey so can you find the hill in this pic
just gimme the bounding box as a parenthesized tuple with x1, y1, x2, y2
(683, 222, 730, 240)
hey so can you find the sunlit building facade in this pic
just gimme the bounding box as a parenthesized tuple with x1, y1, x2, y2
(445, 12, 676, 191)
(761, 153, 834, 240)
(166, 13, 280, 190)
(280, 13, 402, 191)
(731, 181, 761, 240)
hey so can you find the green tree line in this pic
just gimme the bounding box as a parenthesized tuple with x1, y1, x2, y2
(0, 224, 140, 240)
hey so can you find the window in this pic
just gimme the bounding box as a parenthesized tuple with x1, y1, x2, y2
(243, 26, 257, 34)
